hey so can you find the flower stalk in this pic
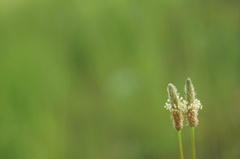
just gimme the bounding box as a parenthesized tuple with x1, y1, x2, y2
(165, 84, 184, 159)
(184, 78, 202, 159)
(178, 130, 184, 159)
(191, 127, 196, 159)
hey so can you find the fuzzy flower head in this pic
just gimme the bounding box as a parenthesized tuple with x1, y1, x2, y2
(164, 84, 184, 112)
(164, 83, 184, 130)
(184, 78, 202, 127)
(184, 78, 202, 112)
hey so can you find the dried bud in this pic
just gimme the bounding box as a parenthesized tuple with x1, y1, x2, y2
(165, 84, 184, 130)
(184, 78, 202, 127)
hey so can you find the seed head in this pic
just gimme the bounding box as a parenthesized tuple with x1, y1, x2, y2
(184, 78, 202, 127)
(165, 84, 184, 130)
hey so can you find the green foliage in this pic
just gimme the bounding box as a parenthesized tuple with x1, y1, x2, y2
(1, 0, 240, 158)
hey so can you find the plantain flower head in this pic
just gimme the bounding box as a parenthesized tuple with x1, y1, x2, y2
(184, 78, 202, 127)
(164, 84, 184, 130)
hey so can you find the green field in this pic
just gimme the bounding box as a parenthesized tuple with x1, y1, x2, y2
(1, 0, 240, 158)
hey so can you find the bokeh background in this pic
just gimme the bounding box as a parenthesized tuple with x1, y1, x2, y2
(1, 0, 240, 158)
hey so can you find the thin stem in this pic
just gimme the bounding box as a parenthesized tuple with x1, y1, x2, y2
(191, 127, 196, 159)
(177, 130, 184, 159)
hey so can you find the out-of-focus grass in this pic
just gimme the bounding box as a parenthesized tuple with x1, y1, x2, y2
(0, 0, 240, 158)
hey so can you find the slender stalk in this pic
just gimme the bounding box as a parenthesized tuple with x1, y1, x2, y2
(191, 127, 196, 159)
(177, 130, 184, 159)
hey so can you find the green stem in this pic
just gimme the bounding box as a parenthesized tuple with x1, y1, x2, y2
(191, 127, 196, 159)
(177, 130, 184, 159)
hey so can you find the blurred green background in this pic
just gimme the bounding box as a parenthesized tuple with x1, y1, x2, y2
(1, 0, 240, 158)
